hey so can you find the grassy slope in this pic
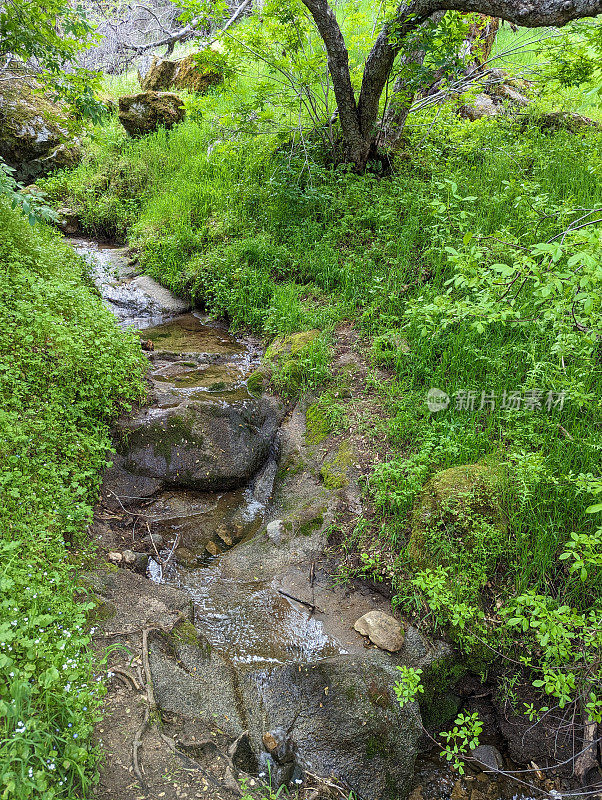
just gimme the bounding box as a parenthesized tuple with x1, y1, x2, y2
(41, 17, 602, 713)
(0, 203, 146, 798)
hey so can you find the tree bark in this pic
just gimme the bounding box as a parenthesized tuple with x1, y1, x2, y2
(300, 0, 602, 170)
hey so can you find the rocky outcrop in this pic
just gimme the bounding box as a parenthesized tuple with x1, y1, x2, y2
(458, 93, 499, 121)
(118, 91, 185, 137)
(0, 77, 81, 181)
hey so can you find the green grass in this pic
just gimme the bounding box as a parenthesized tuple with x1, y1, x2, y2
(0, 201, 146, 798)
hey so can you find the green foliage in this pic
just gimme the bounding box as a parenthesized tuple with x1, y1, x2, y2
(393, 666, 424, 707)
(439, 712, 483, 774)
(0, 0, 103, 115)
(0, 200, 146, 798)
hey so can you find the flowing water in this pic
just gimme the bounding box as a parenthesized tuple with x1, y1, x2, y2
(76, 239, 346, 669)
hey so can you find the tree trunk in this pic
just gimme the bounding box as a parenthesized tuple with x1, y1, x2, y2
(300, 0, 602, 171)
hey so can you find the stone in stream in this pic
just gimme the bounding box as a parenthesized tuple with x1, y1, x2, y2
(118, 395, 282, 491)
(244, 653, 423, 800)
(354, 610, 405, 652)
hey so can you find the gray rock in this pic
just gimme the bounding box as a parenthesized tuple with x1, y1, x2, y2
(118, 91, 185, 137)
(243, 653, 423, 800)
(458, 93, 498, 121)
(118, 396, 283, 491)
(469, 744, 504, 773)
(266, 519, 284, 544)
(130, 275, 190, 317)
(354, 610, 405, 652)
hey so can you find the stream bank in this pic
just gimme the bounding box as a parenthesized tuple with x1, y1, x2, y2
(77, 240, 549, 800)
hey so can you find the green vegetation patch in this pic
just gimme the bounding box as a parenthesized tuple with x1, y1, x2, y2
(0, 201, 146, 798)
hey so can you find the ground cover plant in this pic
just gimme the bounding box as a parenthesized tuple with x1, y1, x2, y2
(0, 202, 146, 797)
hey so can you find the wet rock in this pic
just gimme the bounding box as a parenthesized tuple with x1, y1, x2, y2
(205, 541, 221, 556)
(118, 395, 283, 491)
(216, 527, 233, 547)
(354, 610, 405, 652)
(408, 462, 507, 569)
(118, 91, 185, 137)
(262, 727, 294, 764)
(458, 93, 498, 121)
(142, 532, 164, 549)
(174, 545, 199, 568)
(0, 76, 81, 181)
(469, 745, 504, 773)
(244, 653, 423, 800)
(129, 276, 190, 317)
(140, 56, 178, 91)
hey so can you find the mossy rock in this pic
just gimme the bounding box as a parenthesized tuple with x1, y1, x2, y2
(320, 441, 353, 489)
(266, 330, 321, 361)
(0, 76, 82, 181)
(173, 53, 224, 93)
(140, 57, 178, 91)
(265, 330, 321, 392)
(118, 91, 185, 137)
(408, 462, 507, 567)
(246, 369, 267, 396)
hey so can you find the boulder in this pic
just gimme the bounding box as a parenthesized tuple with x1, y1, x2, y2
(458, 93, 499, 121)
(531, 110, 600, 134)
(117, 395, 282, 491)
(140, 56, 178, 91)
(408, 462, 507, 568)
(354, 610, 405, 652)
(468, 744, 504, 773)
(244, 654, 423, 800)
(173, 53, 224, 93)
(118, 91, 185, 137)
(0, 77, 81, 181)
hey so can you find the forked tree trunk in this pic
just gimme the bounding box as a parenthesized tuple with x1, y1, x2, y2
(300, 0, 602, 172)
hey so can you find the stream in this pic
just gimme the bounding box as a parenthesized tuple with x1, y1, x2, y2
(76, 239, 543, 800)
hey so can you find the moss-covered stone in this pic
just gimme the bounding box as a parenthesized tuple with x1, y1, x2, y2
(320, 441, 353, 489)
(246, 369, 267, 396)
(408, 462, 507, 568)
(0, 76, 81, 181)
(266, 330, 321, 361)
(173, 53, 224, 93)
(140, 57, 178, 91)
(118, 91, 185, 137)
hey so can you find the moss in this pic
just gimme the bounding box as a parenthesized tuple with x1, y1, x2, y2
(408, 461, 508, 567)
(320, 441, 353, 489)
(305, 403, 330, 445)
(87, 599, 117, 624)
(298, 513, 324, 536)
(366, 734, 389, 759)
(247, 369, 266, 396)
(420, 692, 462, 730)
(174, 53, 224, 93)
(170, 619, 210, 654)
(265, 330, 320, 361)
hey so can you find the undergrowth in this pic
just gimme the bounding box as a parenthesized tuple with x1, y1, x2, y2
(0, 201, 146, 798)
